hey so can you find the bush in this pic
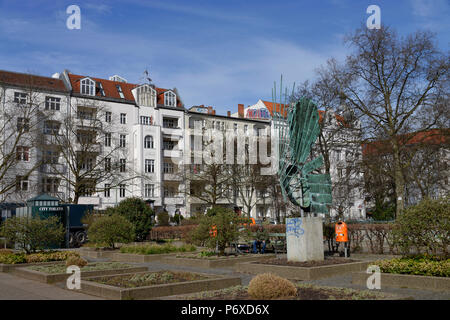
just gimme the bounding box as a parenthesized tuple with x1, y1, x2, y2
(376, 255, 450, 277)
(120, 243, 196, 255)
(157, 211, 170, 226)
(247, 273, 297, 299)
(88, 214, 135, 249)
(0, 251, 80, 265)
(170, 213, 184, 226)
(190, 207, 251, 255)
(0, 249, 13, 255)
(393, 197, 449, 257)
(0, 216, 64, 254)
(111, 198, 155, 241)
(66, 256, 88, 268)
(149, 225, 198, 243)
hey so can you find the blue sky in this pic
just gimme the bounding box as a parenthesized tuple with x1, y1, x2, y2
(0, 0, 448, 115)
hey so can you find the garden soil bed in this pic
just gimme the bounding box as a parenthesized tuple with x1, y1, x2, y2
(235, 258, 373, 280)
(254, 257, 358, 267)
(12, 262, 147, 284)
(79, 271, 241, 300)
(160, 284, 407, 300)
(0, 261, 62, 273)
(163, 254, 276, 268)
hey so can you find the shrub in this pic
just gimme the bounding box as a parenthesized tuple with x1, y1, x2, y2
(170, 213, 184, 226)
(149, 225, 198, 243)
(247, 273, 297, 299)
(111, 198, 155, 241)
(66, 256, 88, 268)
(88, 214, 135, 249)
(156, 211, 170, 226)
(0, 249, 13, 255)
(0, 216, 64, 254)
(393, 197, 449, 257)
(120, 243, 196, 255)
(25, 251, 79, 263)
(375, 255, 450, 277)
(190, 207, 251, 255)
(0, 250, 79, 265)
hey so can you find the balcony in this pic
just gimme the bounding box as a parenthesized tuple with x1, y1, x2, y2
(163, 173, 181, 181)
(42, 134, 62, 145)
(163, 196, 184, 205)
(40, 163, 67, 175)
(163, 149, 182, 158)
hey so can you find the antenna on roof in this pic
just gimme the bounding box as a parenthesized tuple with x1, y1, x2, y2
(140, 67, 153, 85)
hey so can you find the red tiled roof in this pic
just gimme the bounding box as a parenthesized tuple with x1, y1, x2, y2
(0, 70, 67, 92)
(68, 74, 183, 107)
(362, 129, 450, 156)
(261, 100, 349, 127)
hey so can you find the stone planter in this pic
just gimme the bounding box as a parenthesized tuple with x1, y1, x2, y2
(79, 271, 241, 300)
(352, 272, 450, 291)
(12, 264, 148, 284)
(162, 254, 276, 269)
(78, 248, 117, 259)
(110, 252, 182, 263)
(0, 261, 62, 273)
(235, 260, 373, 280)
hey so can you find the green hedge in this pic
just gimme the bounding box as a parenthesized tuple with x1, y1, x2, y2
(0, 251, 80, 265)
(375, 255, 450, 277)
(119, 243, 196, 255)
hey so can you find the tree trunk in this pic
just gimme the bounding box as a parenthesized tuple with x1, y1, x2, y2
(391, 141, 405, 216)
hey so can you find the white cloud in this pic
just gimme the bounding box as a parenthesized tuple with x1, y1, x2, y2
(410, 0, 450, 17)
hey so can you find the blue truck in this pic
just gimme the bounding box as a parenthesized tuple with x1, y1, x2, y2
(14, 194, 93, 248)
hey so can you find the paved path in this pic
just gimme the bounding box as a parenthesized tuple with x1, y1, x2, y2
(0, 272, 102, 300)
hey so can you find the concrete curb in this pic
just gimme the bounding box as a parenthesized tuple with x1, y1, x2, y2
(352, 272, 450, 291)
(79, 271, 242, 300)
(12, 265, 148, 284)
(235, 260, 373, 280)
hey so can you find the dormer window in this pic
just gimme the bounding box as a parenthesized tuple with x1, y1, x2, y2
(97, 82, 105, 96)
(164, 91, 176, 107)
(136, 85, 156, 107)
(80, 78, 95, 96)
(116, 85, 124, 99)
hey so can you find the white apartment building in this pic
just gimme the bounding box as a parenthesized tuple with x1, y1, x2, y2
(0, 70, 186, 216)
(184, 105, 273, 219)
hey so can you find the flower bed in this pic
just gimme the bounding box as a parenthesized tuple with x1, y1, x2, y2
(163, 253, 276, 268)
(164, 284, 405, 300)
(120, 243, 196, 255)
(235, 258, 373, 280)
(0, 250, 79, 265)
(374, 255, 449, 277)
(79, 271, 241, 299)
(12, 262, 147, 284)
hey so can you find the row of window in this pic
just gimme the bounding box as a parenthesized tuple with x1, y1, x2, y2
(79, 79, 177, 107)
(14, 92, 61, 110)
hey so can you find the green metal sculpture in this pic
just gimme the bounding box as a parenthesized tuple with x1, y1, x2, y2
(273, 87, 332, 215)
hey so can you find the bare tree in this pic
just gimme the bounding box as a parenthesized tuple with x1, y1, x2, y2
(44, 97, 136, 203)
(0, 76, 52, 201)
(322, 25, 449, 215)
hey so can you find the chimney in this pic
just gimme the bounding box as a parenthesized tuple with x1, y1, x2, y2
(238, 104, 244, 118)
(227, 111, 231, 117)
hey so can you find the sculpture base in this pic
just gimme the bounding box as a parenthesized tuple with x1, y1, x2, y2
(286, 217, 324, 262)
